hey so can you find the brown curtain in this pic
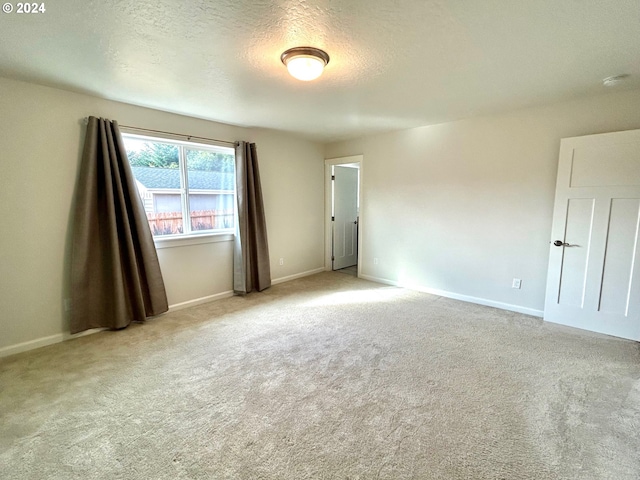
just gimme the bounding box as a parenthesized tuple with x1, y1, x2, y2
(234, 141, 271, 294)
(70, 116, 168, 334)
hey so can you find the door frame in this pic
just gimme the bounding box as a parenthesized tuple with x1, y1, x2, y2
(324, 155, 363, 275)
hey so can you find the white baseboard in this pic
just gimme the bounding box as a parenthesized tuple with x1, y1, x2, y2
(359, 274, 544, 318)
(3, 269, 536, 359)
(0, 327, 106, 359)
(168, 268, 325, 310)
(168, 290, 234, 312)
(0, 334, 63, 358)
(1, 292, 235, 358)
(272, 267, 325, 285)
(1, 269, 326, 359)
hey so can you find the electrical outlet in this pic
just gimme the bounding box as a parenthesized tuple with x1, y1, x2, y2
(512, 278, 522, 289)
(279, 258, 284, 266)
(373, 257, 379, 265)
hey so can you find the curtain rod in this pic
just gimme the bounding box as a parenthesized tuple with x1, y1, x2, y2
(83, 117, 238, 147)
(121, 125, 239, 147)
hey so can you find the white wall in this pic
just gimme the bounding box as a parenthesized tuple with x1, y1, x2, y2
(325, 89, 640, 315)
(0, 77, 324, 354)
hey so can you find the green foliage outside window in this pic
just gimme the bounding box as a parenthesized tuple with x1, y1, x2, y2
(127, 142, 179, 169)
(127, 142, 234, 172)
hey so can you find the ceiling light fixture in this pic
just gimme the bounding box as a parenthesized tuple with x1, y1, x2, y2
(281, 47, 330, 81)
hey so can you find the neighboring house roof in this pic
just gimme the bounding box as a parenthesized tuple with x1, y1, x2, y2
(131, 166, 234, 191)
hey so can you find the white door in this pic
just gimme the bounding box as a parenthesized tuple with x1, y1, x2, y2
(333, 166, 358, 270)
(544, 129, 640, 341)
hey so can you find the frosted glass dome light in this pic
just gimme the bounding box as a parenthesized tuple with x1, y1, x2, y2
(281, 47, 330, 82)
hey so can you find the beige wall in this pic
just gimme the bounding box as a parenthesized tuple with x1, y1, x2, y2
(326, 89, 640, 315)
(3, 75, 640, 355)
(0, 77, 324, 353)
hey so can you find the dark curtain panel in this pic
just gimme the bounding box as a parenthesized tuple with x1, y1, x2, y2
(234, 142, 272, 294)
(70, 116, 168, 334)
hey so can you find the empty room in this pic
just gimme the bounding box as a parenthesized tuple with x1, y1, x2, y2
(1, 1, 640, 478)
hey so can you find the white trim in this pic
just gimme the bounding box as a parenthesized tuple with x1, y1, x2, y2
(0, 334, 64, 358)
(359, 274, 544, 318)
(154, 232, 234, 249)
(0, 268, 324, 358)
(325, 155, 363, 165)
(1, 269, 540, 359)
(0, 328, 106, 359)
(168, 290, 234, 311)
(0, 289, 236, 357)
(324, 155, 364, 276)
(272, 267, 325, 285)
(168, 269, 326, 308)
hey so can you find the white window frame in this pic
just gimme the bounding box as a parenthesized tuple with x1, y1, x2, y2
(121, 131, 236, 248)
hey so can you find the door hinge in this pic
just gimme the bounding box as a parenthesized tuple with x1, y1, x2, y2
(331, 216, 335, 221)
(331, 175, 335, 180)
(331, 256, 335, 261)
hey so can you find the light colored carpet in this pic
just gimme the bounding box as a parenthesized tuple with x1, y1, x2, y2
(1, 272, 639, 479)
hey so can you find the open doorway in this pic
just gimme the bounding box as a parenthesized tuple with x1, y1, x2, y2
(325, 156, 362, 277)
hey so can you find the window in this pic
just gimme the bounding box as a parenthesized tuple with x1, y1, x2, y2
(122, 133, 235, 238)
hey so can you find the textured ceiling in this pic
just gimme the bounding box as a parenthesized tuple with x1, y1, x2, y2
(0, 0, 639, 142)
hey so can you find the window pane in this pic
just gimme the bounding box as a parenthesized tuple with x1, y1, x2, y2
(123, 133, 235, 238)
(186, 148, 235, 232)
(124, 139, 183, 236)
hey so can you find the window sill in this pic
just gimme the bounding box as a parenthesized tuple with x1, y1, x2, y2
(153, 231, 234, 249)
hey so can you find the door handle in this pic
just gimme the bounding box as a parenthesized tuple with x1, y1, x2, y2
(553, 240, 570, 247)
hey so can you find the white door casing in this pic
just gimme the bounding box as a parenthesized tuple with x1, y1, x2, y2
(332, 165, 359, 270)
(324, 156, 363, 275)
(544, 129, 640, 341)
